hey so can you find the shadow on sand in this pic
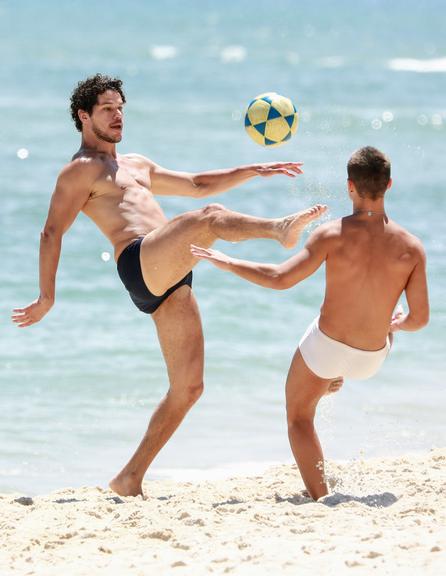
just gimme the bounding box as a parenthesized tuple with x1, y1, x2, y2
(274, 491, 398, 508)
(320, 492, 398, 508)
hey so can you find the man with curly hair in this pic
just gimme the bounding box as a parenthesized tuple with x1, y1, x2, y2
(12, 74, 325, 496)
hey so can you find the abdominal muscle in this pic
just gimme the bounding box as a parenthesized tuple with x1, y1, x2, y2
(82, 184, 168, 261)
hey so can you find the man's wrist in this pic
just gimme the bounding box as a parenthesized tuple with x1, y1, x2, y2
(39, 295, 55, 307)
(249, 164, 262, 174)
(227, 257, 239, 272)
(239, 165, 260, 178)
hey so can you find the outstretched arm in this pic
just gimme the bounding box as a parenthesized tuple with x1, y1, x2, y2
(391, 245, 429, 333)
(191, 223, 329, 290)
(12, 162, 94, 327)
(148, 160, 304, 198)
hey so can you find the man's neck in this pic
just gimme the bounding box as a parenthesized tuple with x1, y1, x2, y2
(352, 200, 386, 217)
(80, 136, 117, 158)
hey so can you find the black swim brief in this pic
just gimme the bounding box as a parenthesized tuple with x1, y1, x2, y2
(117, 237, 193, 314)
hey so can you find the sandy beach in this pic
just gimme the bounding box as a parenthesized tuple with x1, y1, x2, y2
(1, 448, 444, 576)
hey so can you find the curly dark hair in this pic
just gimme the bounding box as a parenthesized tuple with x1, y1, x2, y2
(70, 74, 126, 132)
(347, 146, 391, 200)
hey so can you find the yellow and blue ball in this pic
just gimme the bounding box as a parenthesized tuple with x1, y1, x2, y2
(244, 92, 298, 147)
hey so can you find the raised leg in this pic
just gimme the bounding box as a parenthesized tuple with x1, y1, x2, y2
(285, 349, 337, 500)
(140, 203, 326, 295)
(109, 286, 204, 497)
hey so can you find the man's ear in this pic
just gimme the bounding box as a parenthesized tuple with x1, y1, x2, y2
(387, 177, 393, 191)
(347, 179, 356, 198)
(78, 109, 89, 124)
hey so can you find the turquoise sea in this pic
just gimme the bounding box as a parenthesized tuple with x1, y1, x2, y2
(1, 0, 445, 494)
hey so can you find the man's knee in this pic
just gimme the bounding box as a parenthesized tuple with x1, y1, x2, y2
(200, 203, 226, 226)
(202, 203, 226, 216)
(186, 380, 204, 405)
(171, 380, 204, 408)
(287, 409, 313, 431)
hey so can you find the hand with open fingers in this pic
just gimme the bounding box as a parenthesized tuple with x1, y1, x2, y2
(190, 245, 233, 271)
(12, 297, 53, 328)
(390, 304, 405, 333)
(253, 162, 304, 178)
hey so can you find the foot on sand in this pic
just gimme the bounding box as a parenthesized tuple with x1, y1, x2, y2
(109, 473, 144, 498)
(279, 204, 327, 249)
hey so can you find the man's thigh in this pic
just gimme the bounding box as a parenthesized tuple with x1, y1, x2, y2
(140, 209, 213, 295)
(152, 286, 204, 390)
(286, 349, 333, 420)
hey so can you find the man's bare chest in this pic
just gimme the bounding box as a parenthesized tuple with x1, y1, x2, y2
(90, 163, 152, 199)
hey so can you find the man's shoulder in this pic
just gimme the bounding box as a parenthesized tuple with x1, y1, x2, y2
(385, 219, 427, 263)
(121, 152, 147, 162)
(120, 152, 156, 169)
(306, 218, 342, 249)
(388, 219, 425, 247)
(311, 218, 342, 239)
(58, 155, 105, 183)
(57, 155, 104, 190)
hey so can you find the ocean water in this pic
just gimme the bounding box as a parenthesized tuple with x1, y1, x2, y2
(1, 0, 445, 494)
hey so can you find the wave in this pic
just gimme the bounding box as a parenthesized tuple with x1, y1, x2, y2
(319, 56, 344, 69)
(388, 57, 446, 73)
(151, 460, 285, 481)
(149, 45, 178, 60)
(220, 45, 247, 63)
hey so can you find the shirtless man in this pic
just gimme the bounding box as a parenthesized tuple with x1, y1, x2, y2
(11, 74, 325, 497)
(191, 146, 429, 500)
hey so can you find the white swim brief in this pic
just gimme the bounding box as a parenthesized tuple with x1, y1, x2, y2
(299, 316, 390, 380)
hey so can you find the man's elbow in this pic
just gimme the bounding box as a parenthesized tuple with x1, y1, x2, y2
(408, 309, 430, 331)
(418, 310, 430, 329)
(190, 175, 210, 198)
(416, 303, 430, 329)
(196, 184, 211, 198)
(271, 271, 294, 290)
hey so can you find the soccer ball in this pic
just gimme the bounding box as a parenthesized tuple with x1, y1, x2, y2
(244, 92, 298, 147)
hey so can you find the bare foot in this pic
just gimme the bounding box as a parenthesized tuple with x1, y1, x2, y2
(109, 473, 144, 498)
(279, 204, 327, 249)
(325, 377, 343, 395)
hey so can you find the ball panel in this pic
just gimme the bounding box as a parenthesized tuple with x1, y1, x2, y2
(267, 106, 282, 121)
(264, 117, 291, 142)
(253, 121, 267, 136)
(284, 113, 296, 129)
(289, 115, 299, 134)
(264, 138, 284, 147)
(269, 95, 295, 117)
(247, 99, 270, 125)
(245, 125, 266, 146)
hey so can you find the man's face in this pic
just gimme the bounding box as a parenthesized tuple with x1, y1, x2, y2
(85, 90, 124, 143)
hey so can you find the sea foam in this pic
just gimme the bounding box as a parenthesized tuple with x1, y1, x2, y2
(150, 45, 178, 60)
(388, 57, 446, 73)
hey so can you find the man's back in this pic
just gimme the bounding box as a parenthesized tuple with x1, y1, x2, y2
(190, 145, 430, 501)
(319, 214, 426, 349)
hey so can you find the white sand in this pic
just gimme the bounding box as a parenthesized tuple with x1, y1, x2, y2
(1, 449, 444, 575)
